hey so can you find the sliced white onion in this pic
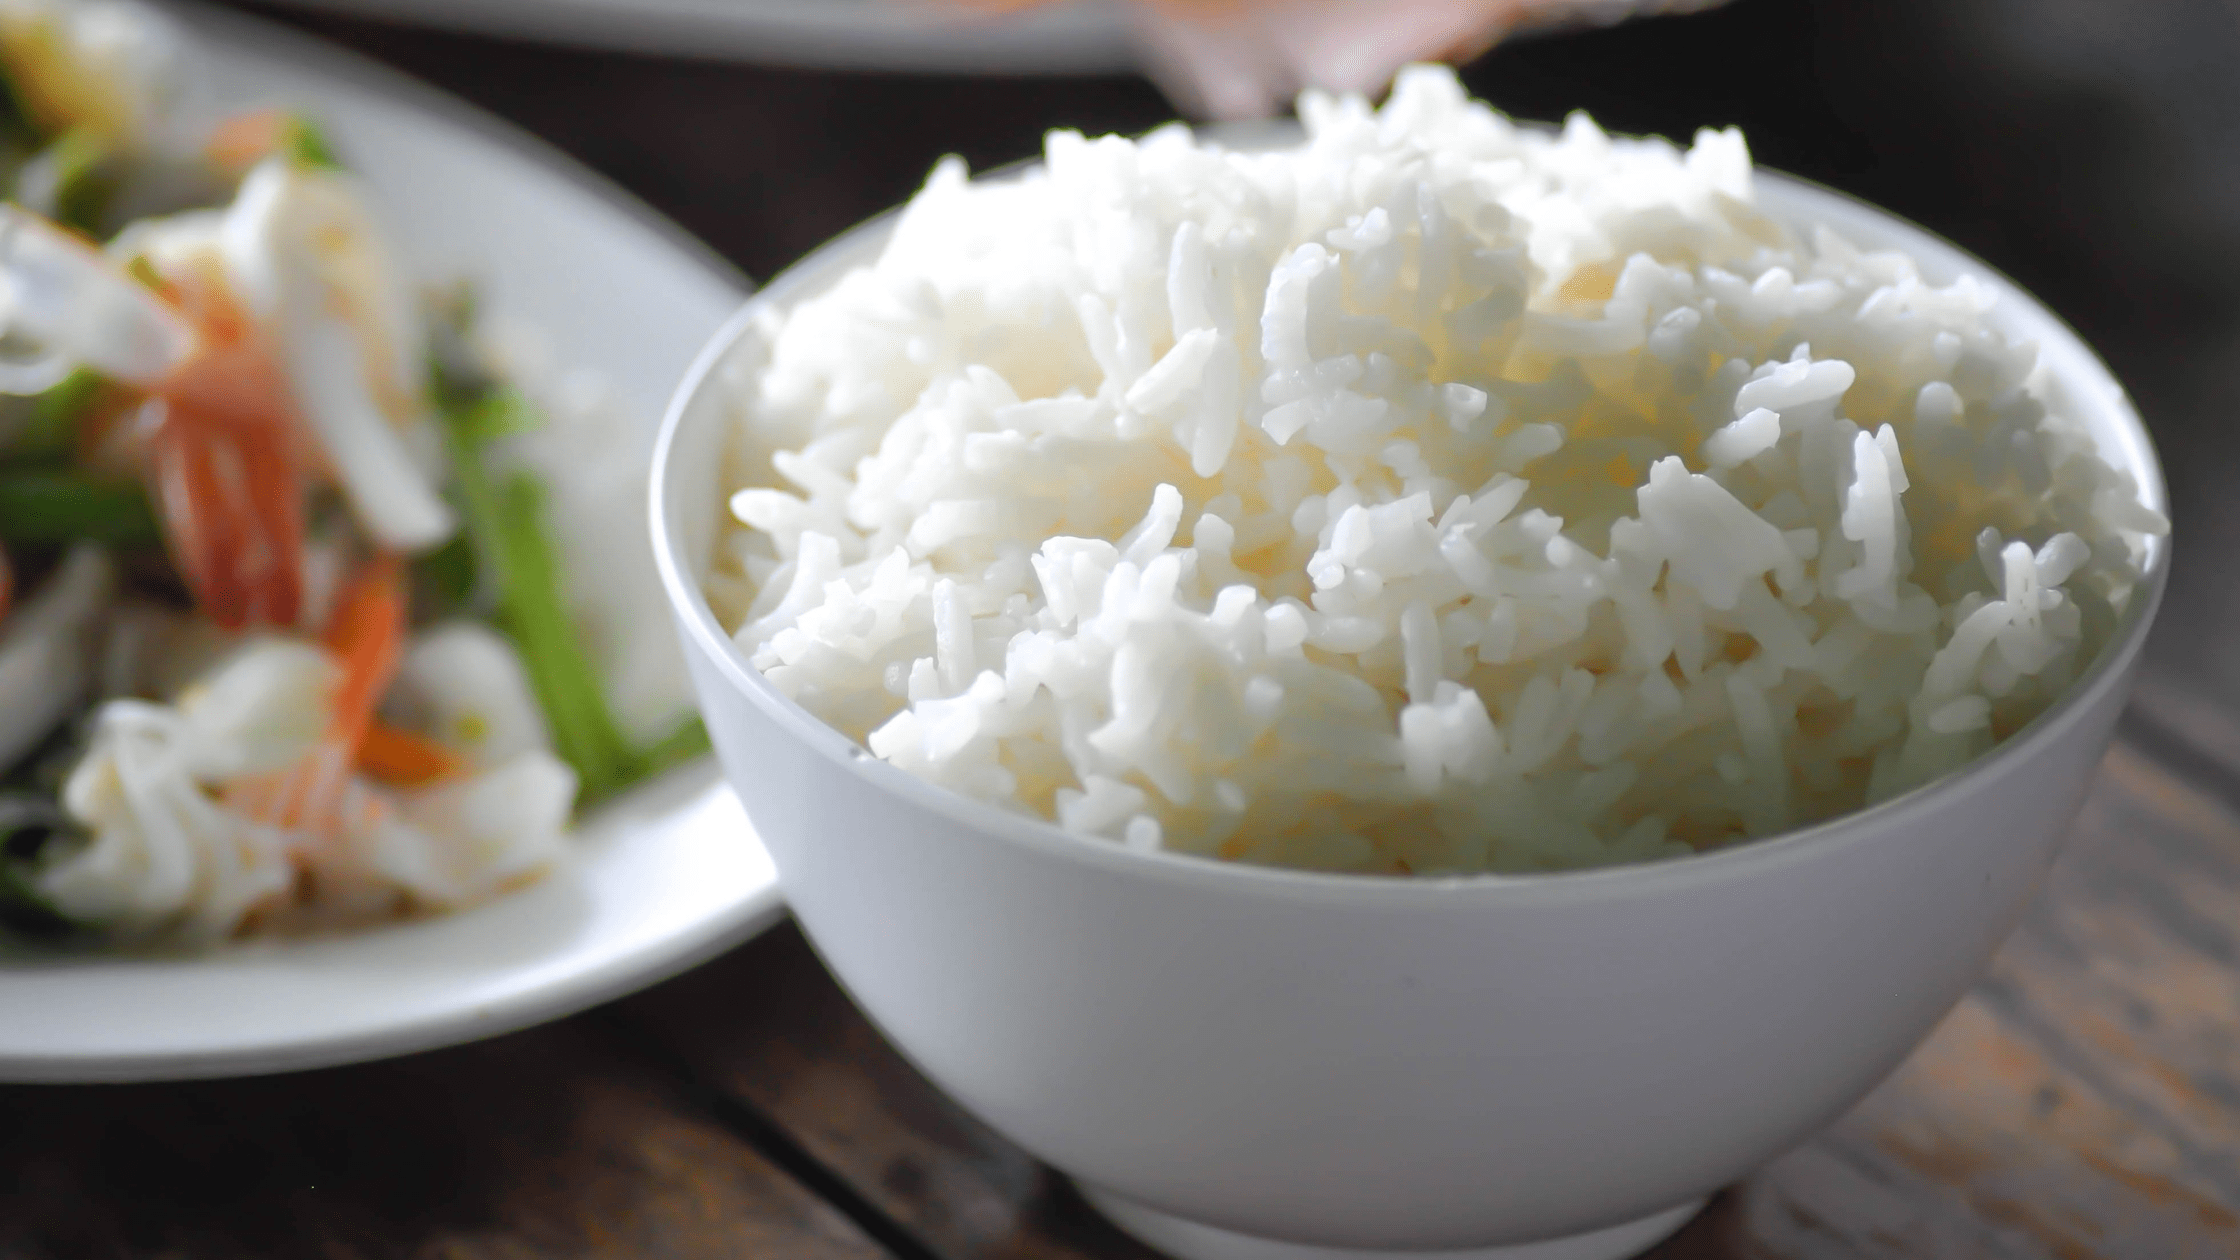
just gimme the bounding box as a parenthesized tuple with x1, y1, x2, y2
(376, 750, 576, 908)
(47, 698, 291, 939)
(0, 204, 192, 392)
(222, 159, 455, 550)
(0, 543, 116, 770)
(171, 636, 336, 782)
(386, 621, 552, 769)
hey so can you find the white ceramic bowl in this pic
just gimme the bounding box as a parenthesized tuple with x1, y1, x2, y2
(651, 172, 2170, 1260)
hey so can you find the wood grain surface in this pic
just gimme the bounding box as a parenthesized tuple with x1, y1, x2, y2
(0, 1020, 882, 1259)
(7, 0, 2240, 1256)
(614, 728, 2240, 1260)
(1661, 738, 2240, 1260)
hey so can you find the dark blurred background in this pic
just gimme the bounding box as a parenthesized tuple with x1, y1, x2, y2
(226, 0, 2240, 730)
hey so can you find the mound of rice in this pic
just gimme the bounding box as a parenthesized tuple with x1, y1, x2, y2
(706, 66, 2166, 875)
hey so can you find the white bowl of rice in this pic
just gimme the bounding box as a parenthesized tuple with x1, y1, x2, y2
(653, 68, 2169, 1260)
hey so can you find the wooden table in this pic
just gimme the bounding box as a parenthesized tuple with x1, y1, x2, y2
(8, 1, 2240, 1256)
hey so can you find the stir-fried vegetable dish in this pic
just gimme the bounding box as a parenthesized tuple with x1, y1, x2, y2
(0, 0, 703, 942)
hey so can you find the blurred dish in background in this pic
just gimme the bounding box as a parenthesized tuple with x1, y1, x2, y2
(257, 0, 1141, 74)
(254, 0, 1727, 108)
(1117, 0, 1734, 119)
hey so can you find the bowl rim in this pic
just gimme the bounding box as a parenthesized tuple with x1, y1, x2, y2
(651, 155, 2172, 909)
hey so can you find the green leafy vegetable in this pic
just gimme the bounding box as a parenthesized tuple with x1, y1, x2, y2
(0, 469, 160, 546)
(0, 64, 38, 145)
(284, 115, 344, 171)
(8, 126, 119, 235)
(488, 469, 635, 796)
(412, 528, 479, 616)
(41, 127, 114, 234)
(639, 714, 713, 778)
(430, 364, 695, 805)
(0, 64, 53, 185)
(450, 386, 542, 447)
(12, 366, 103, 462)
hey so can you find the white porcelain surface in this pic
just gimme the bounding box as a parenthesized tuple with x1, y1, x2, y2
(0, 0, 783, 1084)
(260, 0, 1137, 74)
(654, 169, 2170, 1256)
(1080, 1187, 1707, 1260)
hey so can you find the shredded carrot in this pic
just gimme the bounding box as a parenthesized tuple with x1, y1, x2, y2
(359, 722, 463, 787)
(321, 553, 406, 760)
(149, 263, 310, 630)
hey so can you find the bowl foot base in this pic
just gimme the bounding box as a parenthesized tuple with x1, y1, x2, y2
(1074, 1185, 1705, 1260)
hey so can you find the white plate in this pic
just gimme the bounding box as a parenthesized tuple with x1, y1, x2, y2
(0, 0, 782, 1083)
(260, 0, 1137, 74)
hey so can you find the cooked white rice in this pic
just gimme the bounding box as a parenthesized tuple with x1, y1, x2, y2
(706, 66, 2165, 875)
